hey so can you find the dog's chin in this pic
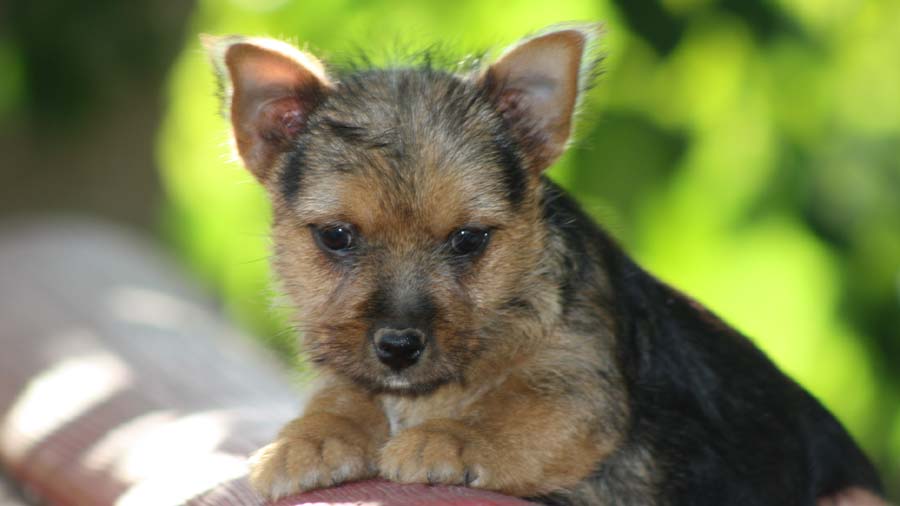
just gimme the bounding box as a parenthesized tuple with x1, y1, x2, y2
(346, 370, 454, 396)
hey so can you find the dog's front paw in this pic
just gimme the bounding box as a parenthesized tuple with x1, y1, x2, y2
(378, 421, 495, 489)
(248, 413, 376, 499)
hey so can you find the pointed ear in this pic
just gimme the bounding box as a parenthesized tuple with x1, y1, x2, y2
(202, 35, 331, 183)
(480, 24, 602, 174)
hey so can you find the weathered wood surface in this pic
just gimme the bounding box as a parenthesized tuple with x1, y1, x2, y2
(0, 217, 533, 506)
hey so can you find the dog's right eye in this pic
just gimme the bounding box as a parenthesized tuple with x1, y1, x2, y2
(448, 227, 490, 257)
(312, 224, 354, 254)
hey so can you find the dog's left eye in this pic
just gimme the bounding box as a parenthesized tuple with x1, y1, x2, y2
(449, 228, 490, 257)
(312, 224, 355, 254)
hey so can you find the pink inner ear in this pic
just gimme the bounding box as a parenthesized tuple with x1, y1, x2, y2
(222, 41, 328, 180)
(484, 29, 589, 174)
(495, 88, 524, 125)
(253, 95, 307, 143)
(281, 109, 305, 138)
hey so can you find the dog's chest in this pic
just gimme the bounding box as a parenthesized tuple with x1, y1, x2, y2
(380, 397, 428, 435)
(379, 379, 505, 435)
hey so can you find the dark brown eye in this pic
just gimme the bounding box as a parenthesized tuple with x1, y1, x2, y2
(449, 228, 490, 257)
(314, 224, 354, 253)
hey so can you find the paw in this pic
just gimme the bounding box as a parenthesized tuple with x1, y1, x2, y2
(378, 423, 493, 488)
(248, 413, 376, 499)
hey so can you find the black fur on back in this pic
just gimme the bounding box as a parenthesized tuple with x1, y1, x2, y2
(537, 179, 882, 506)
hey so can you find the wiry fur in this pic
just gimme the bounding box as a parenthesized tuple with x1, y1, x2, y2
(204, 24, 884, 506)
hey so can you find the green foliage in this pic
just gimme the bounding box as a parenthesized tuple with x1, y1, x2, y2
(157, 0, 900, 496)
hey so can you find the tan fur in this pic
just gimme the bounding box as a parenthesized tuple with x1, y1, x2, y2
(259, 152, 625, 498)
(206, 24, 629, 501)
(378, 368, 623, 497)
(249, 380, 388, 499)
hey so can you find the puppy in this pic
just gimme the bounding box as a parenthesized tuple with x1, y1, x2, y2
(203, 23, 884, 505)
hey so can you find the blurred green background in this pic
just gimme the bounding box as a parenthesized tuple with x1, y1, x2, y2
(2, 0, 898, 498)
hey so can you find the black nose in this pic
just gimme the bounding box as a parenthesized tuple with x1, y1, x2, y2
(374, 329, 426, 371)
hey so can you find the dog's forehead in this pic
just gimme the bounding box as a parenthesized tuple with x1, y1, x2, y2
(293, 145, 513, 239)
(285, 69, 527, 233)
(314, 69, 509, 172)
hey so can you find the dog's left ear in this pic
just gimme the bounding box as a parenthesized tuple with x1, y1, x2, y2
(480, 24, 602, 174)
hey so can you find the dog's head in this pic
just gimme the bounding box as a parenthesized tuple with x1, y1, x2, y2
(205, 25, 601, 394)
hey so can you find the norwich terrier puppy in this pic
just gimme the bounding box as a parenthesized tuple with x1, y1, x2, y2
(204, 24, 883, 505)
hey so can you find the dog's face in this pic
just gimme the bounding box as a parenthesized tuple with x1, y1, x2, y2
(205, 26, 599, 393)
(270, 71, 546, 393)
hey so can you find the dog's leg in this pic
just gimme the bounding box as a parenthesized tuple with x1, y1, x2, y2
(249, 381, 388, 499)
(378, 379, 619, 498)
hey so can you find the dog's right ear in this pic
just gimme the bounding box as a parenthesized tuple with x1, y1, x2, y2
(479, 24, 602, 175)
(202, 35, 331, 183)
